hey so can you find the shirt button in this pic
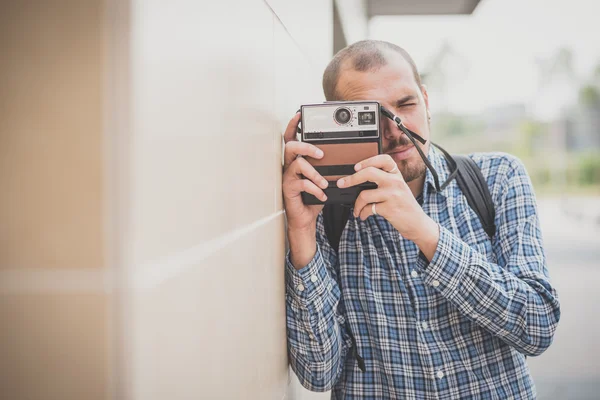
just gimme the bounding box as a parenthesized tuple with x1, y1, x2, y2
(421, 321, 428, 329)
(297, 284, 305, 292)
(411, 270, 419, 278)
(437, 370, 445, 379)
(310, 274, 318, 283)
(432, 280, 440, 288)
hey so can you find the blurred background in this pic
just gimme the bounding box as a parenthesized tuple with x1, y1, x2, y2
(371, 1, 600, 398)
(0, 0, 598, 399)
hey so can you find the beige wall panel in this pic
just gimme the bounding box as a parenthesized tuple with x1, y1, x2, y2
(273, 17, 324, 126)
(272, 5, 334, 399)
(272, 11, 329, 219)
(0, 293, 107, 400)
(267, 0, 334, 74)
(127, 0, 277, 266)
(272, 1, 333, 214)
(289, 373, 332, 400)
(273, 17, 314, 213)
(129, 216, 287, 400)
(0, 1, 104, 269)
(120, 1, 336, 399)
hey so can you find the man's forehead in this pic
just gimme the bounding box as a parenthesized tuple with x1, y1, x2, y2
(336, 53, 418, 98)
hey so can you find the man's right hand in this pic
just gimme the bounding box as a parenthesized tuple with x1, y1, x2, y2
(282, 112, 329, 268)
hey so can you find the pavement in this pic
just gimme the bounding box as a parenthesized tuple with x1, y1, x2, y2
(528, 196, 600, 400)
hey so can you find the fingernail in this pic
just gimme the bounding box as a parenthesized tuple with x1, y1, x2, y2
(321, 179, 328, 189)
(322, 194, 328, 201)
(355, 163, 362, 171)
(316, 149, 324, 157)
(337, 178, 345, 187)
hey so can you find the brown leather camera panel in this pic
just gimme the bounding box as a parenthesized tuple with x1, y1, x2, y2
(306, 142, 379, 181)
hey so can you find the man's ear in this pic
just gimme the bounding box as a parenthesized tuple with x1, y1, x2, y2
(420, 84, 430, 111)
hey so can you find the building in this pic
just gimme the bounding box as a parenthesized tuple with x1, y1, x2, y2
(0, 1, 480, 399)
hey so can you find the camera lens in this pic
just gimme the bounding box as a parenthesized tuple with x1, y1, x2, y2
(334, 107, 352, 125)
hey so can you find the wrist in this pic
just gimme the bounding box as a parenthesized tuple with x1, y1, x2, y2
(287, 225, 317, 270)
(287, 222, 316, 241)
(413, 216, 440, 262)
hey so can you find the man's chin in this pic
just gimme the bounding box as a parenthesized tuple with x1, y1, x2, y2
(397, 159, 427, 183)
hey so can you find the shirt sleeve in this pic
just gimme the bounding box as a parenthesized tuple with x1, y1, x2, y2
(419, 155, 561, 357)
(285, 213, 353, 391)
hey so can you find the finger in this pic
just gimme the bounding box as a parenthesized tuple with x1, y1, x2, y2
(355, 154, 402, 176)
(283, 141, 324, 170)
(353, 188, 388, 218)
(358, 202, 388, 221)
(358, 201, 383, 221)
(284, 178, 328, 202)
(290, 156, 329, 189)
(337, 166, 387, 188)
(283, 112, 301, 144)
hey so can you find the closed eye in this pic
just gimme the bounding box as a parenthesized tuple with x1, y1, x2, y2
(394, 95, 418, 108)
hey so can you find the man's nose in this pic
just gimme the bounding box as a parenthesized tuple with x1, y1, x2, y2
(382, 115, 402, 141)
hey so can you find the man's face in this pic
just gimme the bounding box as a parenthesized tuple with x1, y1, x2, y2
(335, 53, 431, 183)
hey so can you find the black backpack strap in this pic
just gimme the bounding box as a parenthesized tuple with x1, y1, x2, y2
(322, 204, 365, 372)
(453, 155, 496, 238)
(323, 204, 352, 253)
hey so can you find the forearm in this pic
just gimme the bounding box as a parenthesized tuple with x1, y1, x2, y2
(288, 225, 318, 269)
(285, 247, 350, 391)
(419, 224, 560, 356)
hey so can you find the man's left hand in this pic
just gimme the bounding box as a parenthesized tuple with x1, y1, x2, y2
(336, 154, 440, 259)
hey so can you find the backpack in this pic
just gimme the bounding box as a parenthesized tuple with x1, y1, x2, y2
(323, 153, 496, 253)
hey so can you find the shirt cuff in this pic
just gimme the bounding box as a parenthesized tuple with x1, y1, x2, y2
(285, 244, 333, 305)
(419, 224, 472, 301)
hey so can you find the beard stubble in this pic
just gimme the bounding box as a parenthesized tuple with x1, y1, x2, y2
(384, 135, 428, 183)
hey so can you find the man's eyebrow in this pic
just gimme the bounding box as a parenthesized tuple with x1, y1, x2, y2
(395, 95, 418, 107)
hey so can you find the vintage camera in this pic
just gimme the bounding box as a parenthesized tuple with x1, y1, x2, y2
(299, 101, 381, 205)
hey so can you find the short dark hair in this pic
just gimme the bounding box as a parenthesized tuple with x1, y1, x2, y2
(322, 40, 422, 101)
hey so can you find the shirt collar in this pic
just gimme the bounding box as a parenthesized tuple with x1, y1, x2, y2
(422, 145, 452, 201)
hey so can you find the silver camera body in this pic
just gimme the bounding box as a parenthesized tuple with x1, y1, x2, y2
(301, 101, 381, 140)
(299, 101, 382, 205)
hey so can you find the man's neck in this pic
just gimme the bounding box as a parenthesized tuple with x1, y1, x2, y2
(407, 173, 426, 199)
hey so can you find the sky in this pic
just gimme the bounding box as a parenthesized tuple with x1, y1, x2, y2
(368, 0, 600, 117)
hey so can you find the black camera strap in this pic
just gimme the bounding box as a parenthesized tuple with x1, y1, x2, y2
(295, 104, 495, 245)
(379, 107, 495, 238)
(380, 106, 458, 192)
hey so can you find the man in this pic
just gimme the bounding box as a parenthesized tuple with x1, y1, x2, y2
(282, 40, 560, 399)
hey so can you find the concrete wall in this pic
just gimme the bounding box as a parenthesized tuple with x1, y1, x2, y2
(109, 0, 333, 399)
(0, 1, 108, 399)
(0, 0, 335, 398)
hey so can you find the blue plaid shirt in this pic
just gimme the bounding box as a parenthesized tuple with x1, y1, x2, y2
(285, 147, 561, 399)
